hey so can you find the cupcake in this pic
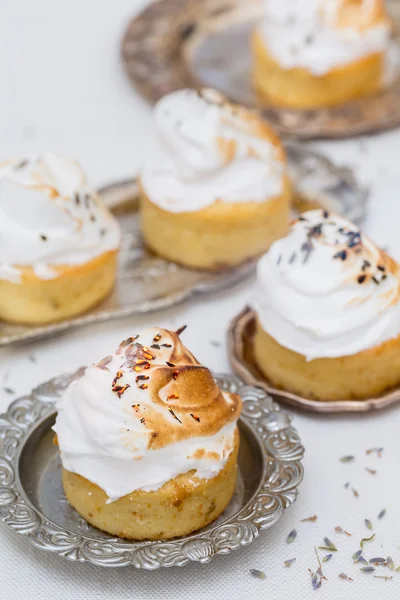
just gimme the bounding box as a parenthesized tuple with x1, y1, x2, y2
(252, 210, 400, 401)
(54, 327, 242, 540)
(0, 154, 121, 325)
(252, 0, 399, 109)
(140, 88, 290, 270)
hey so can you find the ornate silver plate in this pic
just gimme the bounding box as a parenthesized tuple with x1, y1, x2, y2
(228, 307, 400, 413)
(0, 147, 367, 347)
(0, 371, 304, 568)
(122, 0, 400, 139)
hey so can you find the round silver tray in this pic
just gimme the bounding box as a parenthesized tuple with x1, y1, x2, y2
(0, 146, 367, 347)
(228, 307, 400, 413)
(0, 370, 304, 568)
(122, 0, 400, 139)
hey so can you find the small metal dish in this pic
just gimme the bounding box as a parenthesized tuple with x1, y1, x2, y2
(0, 370, 304, 569)
(122, 0, 400, 139)
(0, 146, 367, 347)
(228, 307, 400, 413)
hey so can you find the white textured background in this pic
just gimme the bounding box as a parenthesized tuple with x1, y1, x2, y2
(0, 1, 400, 599)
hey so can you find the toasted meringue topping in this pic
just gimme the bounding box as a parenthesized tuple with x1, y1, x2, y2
(259, 0, 398, 79)
(253, 210, 400, 360)
(0, 154, 120, 283)
(140, 88, 285, 213)
(54, 328, 242, 501)
(336, 0, 386, 30)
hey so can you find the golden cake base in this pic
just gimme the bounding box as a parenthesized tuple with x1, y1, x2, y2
(139, 179, 291, 270)
(253, 318, 400, 401)
(62, 429, 239, 540)
(252, 30, 384, 109)
(0, 251, 118, 326)
(227, 306, 400, 412)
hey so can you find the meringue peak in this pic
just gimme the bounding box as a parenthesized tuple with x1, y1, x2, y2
(0, 154, 120, 283)
(259, 0, 395, 78)
(94, 327, 241, 450)
(253, 210, 400, 359)
(141, 88, 285, 213)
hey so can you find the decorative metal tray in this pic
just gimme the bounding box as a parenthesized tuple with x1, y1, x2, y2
(228, 307, 400, 413)
(0, 370, 304, 569)
(122, 0, 400, 139)
(0, 145, 367, 347)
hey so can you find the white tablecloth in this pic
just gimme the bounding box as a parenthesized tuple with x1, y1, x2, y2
(1, 1, 399, 598)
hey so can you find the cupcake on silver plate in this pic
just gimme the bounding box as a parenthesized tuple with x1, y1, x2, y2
(54, 327, 242, 540)
(252, 209, 400, 402)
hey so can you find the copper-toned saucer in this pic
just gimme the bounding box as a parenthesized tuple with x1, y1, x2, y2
(122, 0, 400, 139)
(228, 307, 400, 413)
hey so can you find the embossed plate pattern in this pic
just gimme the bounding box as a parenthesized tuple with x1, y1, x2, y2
(122, 0, 400, 139)
(228, 307, 400, 413)
(0, 371, 304, 568)
(0, 147, 367, 347)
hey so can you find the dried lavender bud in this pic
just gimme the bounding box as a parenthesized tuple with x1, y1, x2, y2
(284, 558, 296, 568)
(364, 519, 373, 531)
(386, 557, 395, 571)
(287, 529, 297, 544)
(360, 566, 375, 574)
(249, 569, 266, 580)
(340, 455, 355, 463)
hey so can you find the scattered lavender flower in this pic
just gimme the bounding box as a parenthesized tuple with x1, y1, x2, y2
(287, 529, 297, 544)
(360, 566, 375, 574)
(340, 455, 355, 463)
(386, 557, 395, 571)
(249, 569, 266, 580)
(364, 519, 373, 531)
(284, 558, 296, 568)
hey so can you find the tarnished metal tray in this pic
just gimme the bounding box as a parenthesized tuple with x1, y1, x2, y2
(0, 144, 367, 347)
(122, 0, 400, 139)
(228, 307, 400, 413)
(0, 370, 304, 568)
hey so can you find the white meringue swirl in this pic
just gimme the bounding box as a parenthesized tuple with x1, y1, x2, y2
(0, 154, 120, 283)
(140, 88, 285, 213)
(259, 0, 398, 80)
(54, 328, 241, 502)
(253, 210, 400, 360)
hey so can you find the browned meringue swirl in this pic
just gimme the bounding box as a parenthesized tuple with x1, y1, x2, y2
(96, 327, 242, 451)
(336, 0, 387, 30)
